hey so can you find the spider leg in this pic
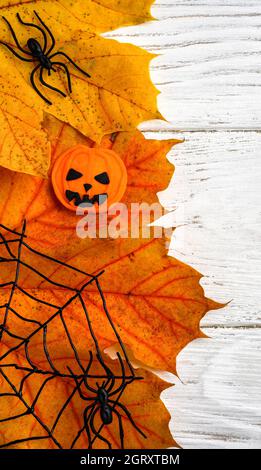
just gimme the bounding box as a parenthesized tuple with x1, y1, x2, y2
(39, 66, 66, 98)
(33, 10, 56, 55)
(51, 61, 72, 93)
(96, 352, 115, 391)
(16, 12, 47, 54)
(49, 51, 91, 78)
(108, 399, 147, 439)
(108, 352, 132, 397)
(82, 351, 98, 394)
(67, 366, 96, 401)
(71, 403, 97, 449)
(0, 41, 33, 62)
(52, 375, 93, 434)
(70, 350, 97, 394)
(2, 16, 32, 56)
(113, 408, 125, 449)
(30, 64, 52, 105)
(90, 407, 112, 449)
(84, 404, 97, 449)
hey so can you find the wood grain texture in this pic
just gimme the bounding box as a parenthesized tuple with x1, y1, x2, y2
(105, 0, 261, 131)
(163, 329, 261, 449)
(103, 1, 261, 448)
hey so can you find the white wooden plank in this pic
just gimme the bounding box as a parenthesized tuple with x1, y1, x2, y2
(144, 128, 261, 448)
(162, 329, 261, 448)
(144, 130, 261, 326)
(104, 0, 261, 130)
(172, 131, 261, 325)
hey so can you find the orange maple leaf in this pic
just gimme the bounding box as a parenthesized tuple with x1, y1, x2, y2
(0, 117, 219, 374)
(0, 236, 220, 375)
(0, 225, 177, 449)
(0, 116, 222, 449)
(0, 115, 180, 229)
(0, 346, 175, 449)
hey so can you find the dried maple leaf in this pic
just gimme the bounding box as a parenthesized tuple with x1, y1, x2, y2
(0, 346, 175, 449)
(0, 234, 220, 374)
(0, 116, 221, 449)
(0, 120, 219, 374)
(0, 2, 160, 176)
(0, 115, 180, 229)
(0, 58, 50, 177)
(0, 117, 220, 373)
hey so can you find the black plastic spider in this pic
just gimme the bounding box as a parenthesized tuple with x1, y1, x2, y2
(69, 351, 147, 449)
(0, 11, 91, 105)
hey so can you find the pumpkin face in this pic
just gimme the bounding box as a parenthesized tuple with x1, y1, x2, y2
(51, 145, 128, 211)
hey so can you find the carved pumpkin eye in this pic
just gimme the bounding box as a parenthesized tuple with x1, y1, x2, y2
(95, 172, 110, 185)
(66, 168, 83, 181)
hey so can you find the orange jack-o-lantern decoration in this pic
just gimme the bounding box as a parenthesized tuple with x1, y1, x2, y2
(51, 145, 128, 211)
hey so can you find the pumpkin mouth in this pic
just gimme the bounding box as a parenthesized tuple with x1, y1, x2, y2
(65, 190, 108, 207)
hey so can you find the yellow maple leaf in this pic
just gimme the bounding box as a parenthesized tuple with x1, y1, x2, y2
(0, 56, 50, 177)
(0, 3, 160, 176)
(0, 1, 155, 35)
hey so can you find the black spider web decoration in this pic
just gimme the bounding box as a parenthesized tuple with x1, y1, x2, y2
(0, 221, 145, 449)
